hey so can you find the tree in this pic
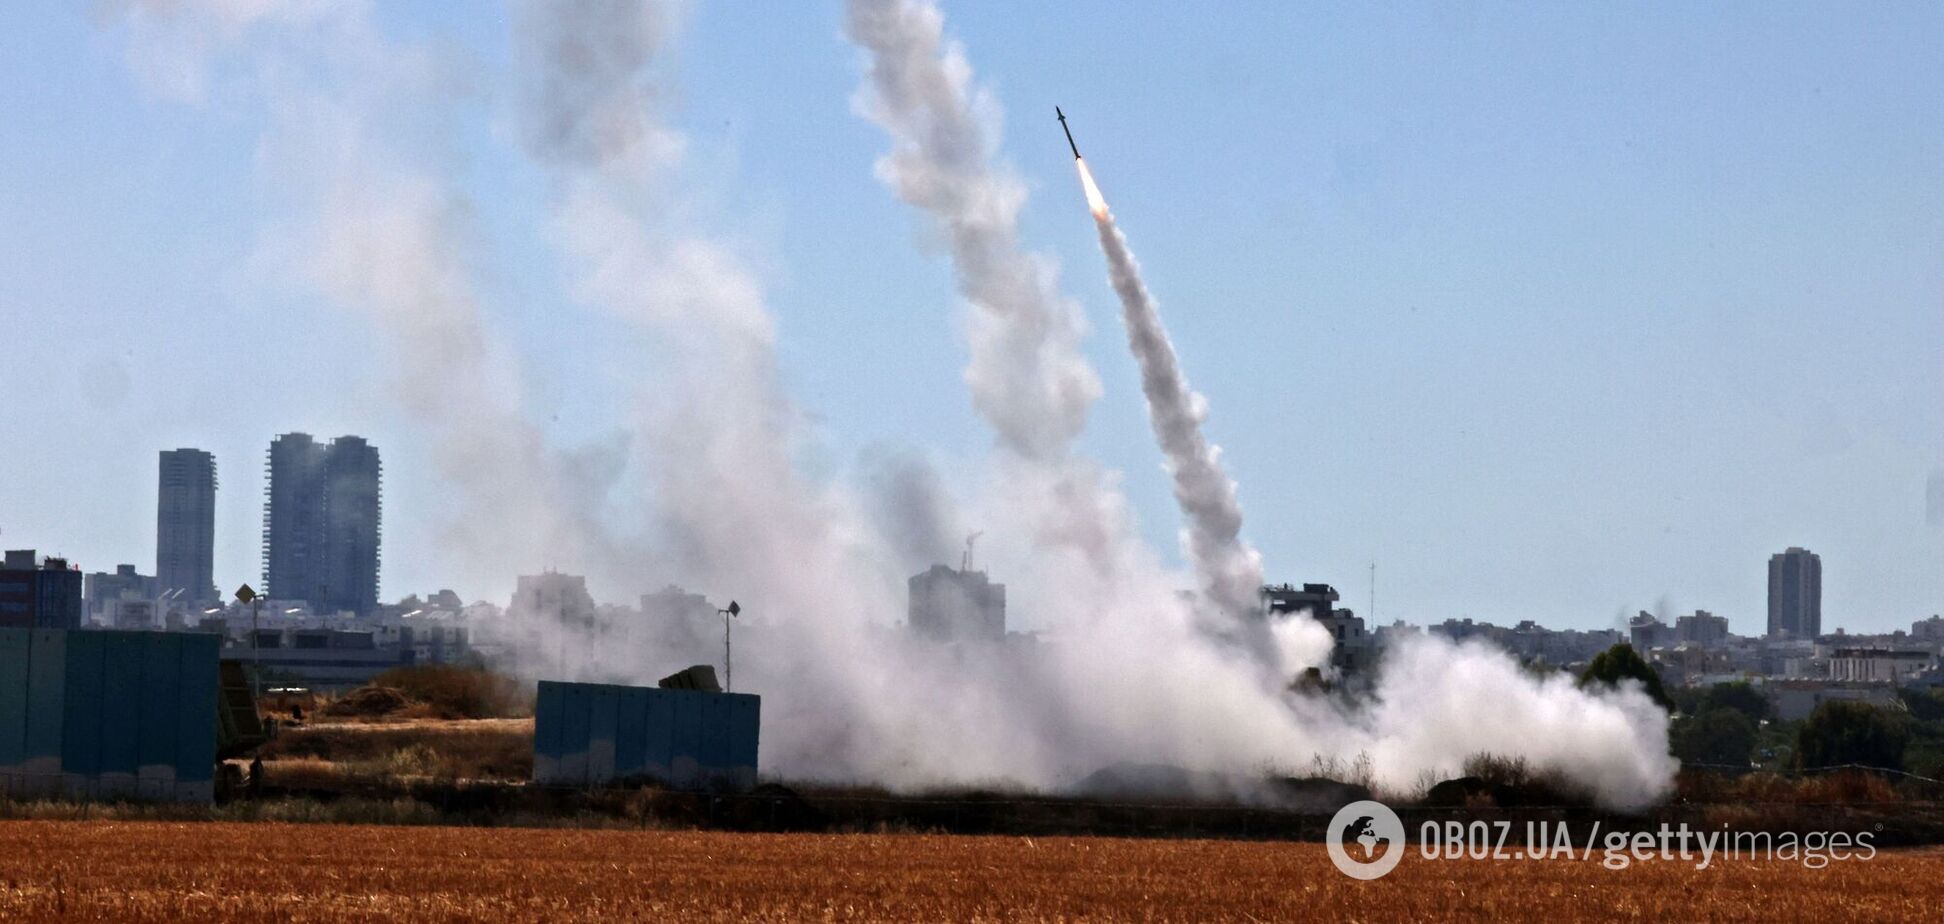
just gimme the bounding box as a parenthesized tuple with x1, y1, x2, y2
(1899, 687, 1944, 723)
(1671, 707, 1757, 767)
(1699, 682, 1771, 722)
(1796, 700, 1909, 772)
(1579, 643, 1673, 711)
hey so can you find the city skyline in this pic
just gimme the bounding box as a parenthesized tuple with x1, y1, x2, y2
(1, 6, 1940, 915)
(1, 4, 1940, 632)
(6, 437, 1915, 639)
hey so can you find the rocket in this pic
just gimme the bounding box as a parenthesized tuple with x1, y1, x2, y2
(1056, 106, 1080, 159)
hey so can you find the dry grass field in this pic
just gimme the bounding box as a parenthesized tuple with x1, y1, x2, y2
(254, 717, 535, 785)
(0, 822, 1937, 922)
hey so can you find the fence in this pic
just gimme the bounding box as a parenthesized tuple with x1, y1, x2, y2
(0, 629, 220, 804)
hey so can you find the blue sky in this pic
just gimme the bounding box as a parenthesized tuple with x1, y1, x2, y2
(2, 3, 1939, 633)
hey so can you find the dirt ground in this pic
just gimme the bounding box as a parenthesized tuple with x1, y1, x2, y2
(0, 820, 1936, 922)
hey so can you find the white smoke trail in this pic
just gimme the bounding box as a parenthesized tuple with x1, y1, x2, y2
(511, 0, 1342, 790)
(844, 0, 1100, 465)
(845, 0, 1672, 808)
(1078, 159, 1267, 631)
(845, 0, 1172, 619)
(103, 0, 644, 601)
(103, 0, 1678, 810)
(507, 0, 1060, 781)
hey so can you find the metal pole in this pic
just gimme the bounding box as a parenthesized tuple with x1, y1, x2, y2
(251, 597, 262, 700)
(724, 608, 732, 692)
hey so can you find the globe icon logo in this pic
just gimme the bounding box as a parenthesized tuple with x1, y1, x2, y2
(1346, 815, 1385, 858)
(1327, 800, 1406, 879)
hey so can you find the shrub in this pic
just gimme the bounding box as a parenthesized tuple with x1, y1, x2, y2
(368, 665, 528, 720)
(256, 719, 535, 781)
(1698, 682, 1770, 722)
(1794, 769, 1899, 804)
(1671, 707, 1757, 768)
(1455, 753, 1582, 806)
(325, 685, 413, 719)
(1898, 687, 1944, 722)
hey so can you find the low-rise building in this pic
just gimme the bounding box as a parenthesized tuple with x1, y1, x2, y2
(1767, 681, 1901, 722)
(1675, 610, 1731, 645)
(236, 627, 414, 690)
(1262, 583, 1375, 673)
(0, 550, 84, 630)
(908, 564, 1006, 643)
(1827, 647, 1932, 684)
(1629, 612, 1674, 650)
(83, 564, 160, 624)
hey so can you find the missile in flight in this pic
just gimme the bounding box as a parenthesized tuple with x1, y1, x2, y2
(1056, 106, 1080, 159)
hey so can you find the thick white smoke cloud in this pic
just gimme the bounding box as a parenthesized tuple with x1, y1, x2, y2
(848, 0, 1673, 808)
(1361, 636, 1676, 803)
(508, 0, 949, 781)
(103, 0, 1677, 810)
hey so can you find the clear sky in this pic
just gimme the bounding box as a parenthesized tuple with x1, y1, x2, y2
(2, 3, 1939, 634)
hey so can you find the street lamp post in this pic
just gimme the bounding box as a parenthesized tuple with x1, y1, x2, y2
(236, 584, 262, 700)
(718, 600, 741, 692)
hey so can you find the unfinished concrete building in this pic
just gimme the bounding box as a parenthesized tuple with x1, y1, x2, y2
(907, 565, 1005, 644)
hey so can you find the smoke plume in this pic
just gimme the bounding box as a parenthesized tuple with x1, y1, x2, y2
(847, 0, 1164, 607)
(1078, 160, 1267, 632)
(845, 0, 1101, 464)
(845, 0, 1672, 808)
(101, 0, 1678, 811)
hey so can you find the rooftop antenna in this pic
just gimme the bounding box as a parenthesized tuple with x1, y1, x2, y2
(1369, 561, 1377, 623)
(962, 531, 983, 572)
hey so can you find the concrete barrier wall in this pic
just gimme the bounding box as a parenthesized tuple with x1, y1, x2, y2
(534, 681, 759, 790)
(0, 629, 219, 803)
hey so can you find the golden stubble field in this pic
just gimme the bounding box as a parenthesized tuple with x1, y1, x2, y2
(0, 820, 1936, 922)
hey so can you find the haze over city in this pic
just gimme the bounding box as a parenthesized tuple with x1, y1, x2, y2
(3, 3, 1940, 634)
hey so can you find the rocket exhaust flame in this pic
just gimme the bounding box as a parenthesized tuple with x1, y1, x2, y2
(1076, 158, 1108, 219)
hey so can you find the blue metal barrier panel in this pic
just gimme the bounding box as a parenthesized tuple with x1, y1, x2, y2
(530, 680, 761, 790)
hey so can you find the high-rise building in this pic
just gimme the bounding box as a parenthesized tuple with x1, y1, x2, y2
(1767, 547, 1822, 639)
(262, 433, 382, 616)
(156, 448, 218, 603)
(319, 436, 382, 617)
(907, 564, 1006, 643)
(264, 433, 324, 607)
